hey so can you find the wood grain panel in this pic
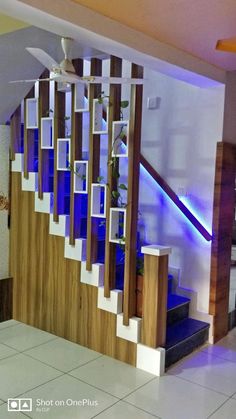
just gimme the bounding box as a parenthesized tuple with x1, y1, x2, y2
(86, 58, 102, 271)
(38, 70, 50, 199)
(141, 254, 168, 348)
(209, 142, 236, 342)
(0, 278, 13, 322)
(69, 59, 83, 245)
(23, 87, 35, 179)
(53, 86, 66, 222)
(104, 56, 122, 297)
(10, 105, 21, 161)
(123, 64, 143, 325)
(10, 173, 136, 365)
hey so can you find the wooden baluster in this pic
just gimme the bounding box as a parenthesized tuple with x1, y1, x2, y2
(69, 59, 83, 245)
(123, 64, 143, 325)
(10, 105, 21, 161)
(86, 58, 102, 271)
(53, 86, 65, 222)
(24, 87, 35, 179)
(104, 56, 122, 297)
(141, 245, 171, 348)
(38, 70, 50, 199)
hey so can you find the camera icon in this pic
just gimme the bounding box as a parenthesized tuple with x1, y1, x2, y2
(8, 398, 32, 412)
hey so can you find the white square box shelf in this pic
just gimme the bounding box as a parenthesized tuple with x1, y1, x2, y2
(91, 184, 107, 218)
(57, 138, 71, 171)
(41, 117, 54, 149)
(26, 98, 38, 129)
(74, 83, 89, 112)
(74, 161, 88, 193)
(92, 98, 109, 134)
(109, 208, 126, 244)
(112, 120, 129, 157)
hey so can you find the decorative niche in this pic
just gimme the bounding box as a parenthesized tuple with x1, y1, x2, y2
(109, 208, 126, 244)
(74, 83, 89, 112)
(41, 117, 54, 149)
(57, 138, 70, 171)
(91, 184, 107, 218)
(112, 120, 129, 157)
(74, 160, 88, 193)
(26, 98, 38, 129)
(92, 98, 109, 134)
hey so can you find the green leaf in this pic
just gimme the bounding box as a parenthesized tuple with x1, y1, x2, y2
(98, 98, 103, 104)
(64, 116, 70, 120)
(112, 190, 120, 199)
(120, 100, 129, 108)
(97, 176, 104, 183)
(119, 183, 128, 191)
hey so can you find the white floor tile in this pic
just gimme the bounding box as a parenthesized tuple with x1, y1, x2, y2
(124, 375, 227, 419)
(69, 355, 154, 398)
(0, 343, 18, 360)
(168, 350, 236, 396)
(0, 324, 56, 351)
(202, 338, 236, 363)
(95, 400, 157, 418)
(0, 353, 62, 401)
(24, 338, 101, 372)
(0, 403, 30, 418)
(0, 320, 19, 330)
(210, 398, 236, 418)
(22, 373, 118, 418)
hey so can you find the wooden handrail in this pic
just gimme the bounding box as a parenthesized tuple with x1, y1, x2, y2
(140, 154, 212, 241)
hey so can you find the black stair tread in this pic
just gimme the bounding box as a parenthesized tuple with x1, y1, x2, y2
(165, 318, 209, 350)
(167, 294, 190, 311)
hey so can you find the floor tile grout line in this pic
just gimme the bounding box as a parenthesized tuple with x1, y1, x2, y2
(118, 376, 158, 401)
(166, 372, 234, 397)
(0, 321, 21, 331)
(65, 354, 104, 374)
(0, 336, 59, 353)
(206, 396, 232, 418)
(0, 402, 33, 419)
(121, 399, 161, 418)
(200, 347, 236, 364)
(23, 351, 103, 375)
(8, 372, 66, 402)
(65, 374, 122, 400)
(90, 399, 122, 419)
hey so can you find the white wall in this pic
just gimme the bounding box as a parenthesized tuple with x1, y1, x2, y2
(139, 68, 225, 313)
(0, 125, 10, 280)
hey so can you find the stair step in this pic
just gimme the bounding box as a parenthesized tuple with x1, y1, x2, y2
(167, 294, 190, 326)
(164, 318, 209, 368)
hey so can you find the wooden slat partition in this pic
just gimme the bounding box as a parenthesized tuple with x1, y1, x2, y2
(53, 85, 66, 222)
(123, 64, 143, 326)
(86, 58, 102, 271)
(38, 70, 50, 199)
(104, 56, 122, 297)
(10, 105, 21, 161)
(23, 87, 35, 178)
(209, 142, 236, 341)
(69, 59, 83, 245)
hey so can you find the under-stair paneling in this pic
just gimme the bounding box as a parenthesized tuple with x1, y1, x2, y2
(10, 173, 136, 365)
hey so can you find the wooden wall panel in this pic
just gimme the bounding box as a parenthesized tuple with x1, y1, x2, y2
(210, 142, 236, 342)
(0, 278, 13, 322)
(10, 173, 136, 365)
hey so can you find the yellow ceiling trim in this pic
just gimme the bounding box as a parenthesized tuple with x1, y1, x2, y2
(0, 13, 29, 36)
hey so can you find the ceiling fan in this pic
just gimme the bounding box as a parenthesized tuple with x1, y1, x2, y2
(10, 37, 144, 85)
(216, 37, 236, 53)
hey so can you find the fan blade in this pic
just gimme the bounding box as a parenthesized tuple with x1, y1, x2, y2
(216, 38, 236, 53)
(9, 78, 52, 84)
(81, 76, 144, 84)
(26, 47, 59, 70)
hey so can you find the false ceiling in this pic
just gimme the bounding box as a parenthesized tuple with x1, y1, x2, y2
(71, 0, 236, 71)
(0, 12, 28, 35)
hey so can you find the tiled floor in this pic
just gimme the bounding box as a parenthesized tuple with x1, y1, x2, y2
(0, 320, 236, 418)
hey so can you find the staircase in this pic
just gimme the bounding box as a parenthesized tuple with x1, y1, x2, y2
(165, 280, 209, 368)
(10, 70, 211, 376)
